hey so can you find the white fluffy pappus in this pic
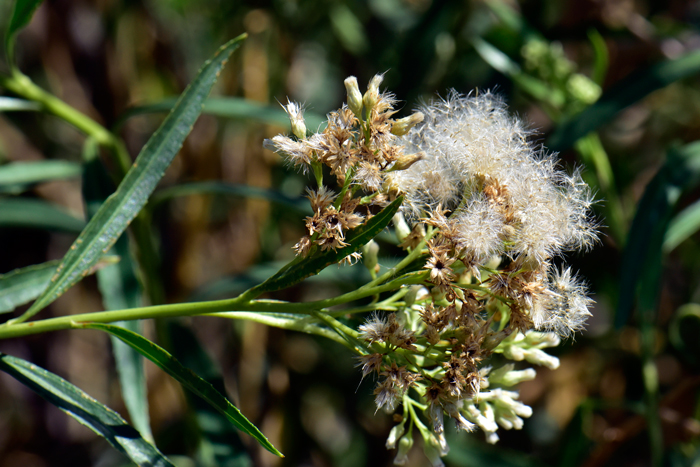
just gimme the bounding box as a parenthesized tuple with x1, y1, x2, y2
(393, 90, 598, 265)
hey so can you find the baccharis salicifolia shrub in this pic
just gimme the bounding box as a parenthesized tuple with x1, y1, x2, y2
(265, 74, 597, 466)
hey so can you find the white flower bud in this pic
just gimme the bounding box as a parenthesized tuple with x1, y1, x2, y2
(391, 112, 424, 136)
(363, 73, 384, 112)
(485, 431, 500, 444)
(502, 343, 525, 361)
(344, 76, 363, 118)
(488, 364, 537, 387)
(282, 100, 306, 139)
(524, 348, 560, 369)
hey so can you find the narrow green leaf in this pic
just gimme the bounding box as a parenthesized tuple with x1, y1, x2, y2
(0, 260, 58, 314)
(0, 96, 40, 111)
(4, 0, 44, 68)
(329, 4, 369, 55)
(115, 97, 325, 133)
(80, 323, 284, 458)
(165, 322, 252, 467)
(0, 198, 85, 232)
(249, 196, 403, 296)
(663, 199, 700, 252)
(617, 142, 700, 327)
(0, 161, 81, 193)
(19, 35, 246, 322)
(150, 182, 310, 214)
(588, 29, 608, 87)
(82, 141, 153, 441)
(0, 353, 174, 467)
(471, 37, 520, 76)
(549, 50, 700, 151)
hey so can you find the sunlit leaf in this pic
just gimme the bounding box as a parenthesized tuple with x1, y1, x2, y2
(0, 353, 174, 467)
(80, 323, 283, 458)
(17, 35, 246, 323)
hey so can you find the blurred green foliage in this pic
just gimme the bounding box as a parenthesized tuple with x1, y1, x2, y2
(1, 0, 700, 466)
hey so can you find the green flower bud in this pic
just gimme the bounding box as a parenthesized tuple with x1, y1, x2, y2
(361, 239, 380, 273)
(363, 73, 384, 112)
(393, 431, 413, 465)
(391, 112, 424, 136)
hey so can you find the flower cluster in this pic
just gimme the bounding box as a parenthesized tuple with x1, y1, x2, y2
(266, 76, 597, 466)
(356, 93, 597, 464)
(264, 75, 424, 260)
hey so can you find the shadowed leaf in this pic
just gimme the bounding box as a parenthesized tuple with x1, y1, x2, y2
(0, 260, 58, 314)
(548, 50, 700, 151)
(81, 323, 283, 458)
(617, 142, 700, 327)
(4, 0, 44, 67)
(0, 353, 174, 467)
(0, 198, 85, 232)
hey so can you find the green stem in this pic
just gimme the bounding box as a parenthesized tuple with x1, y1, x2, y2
(0, 72, 130, 174)
(0, 70, 165, 306)
(360, 227, 434, 292)
(0, 270, 425, 340)
(205, 311, 351, 348)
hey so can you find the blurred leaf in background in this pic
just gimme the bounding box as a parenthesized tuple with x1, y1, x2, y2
(1, 0, 700, 466)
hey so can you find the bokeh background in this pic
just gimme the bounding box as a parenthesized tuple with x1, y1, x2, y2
(1, 0, 700, 466)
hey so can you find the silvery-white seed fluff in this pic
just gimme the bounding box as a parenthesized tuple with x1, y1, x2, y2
(390, 90, 598, 267)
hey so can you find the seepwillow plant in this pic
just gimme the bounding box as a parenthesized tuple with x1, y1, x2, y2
(0, 2, 598, 466)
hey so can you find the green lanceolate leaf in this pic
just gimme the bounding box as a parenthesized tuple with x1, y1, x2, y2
(150, 181, 310, 214)
(248, 196, 403, 297)
(4, 0, 44, 68)
(548, 49, 700, 151)
(0, 353, 174, 467)
(165, 322, 252, 467)
(0, 198, 85, 232)
(0, 260, 58, 314)
(82, 139, 153, 441)
(663, 199, 700, 253)
(115, 97, 325, 133)
(16, 34, 246, 323)
(0, 96, 40, 111)
(617, 141, 700, 328)
(0, 160, 81, 193)
(80, 323, 283, 458)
